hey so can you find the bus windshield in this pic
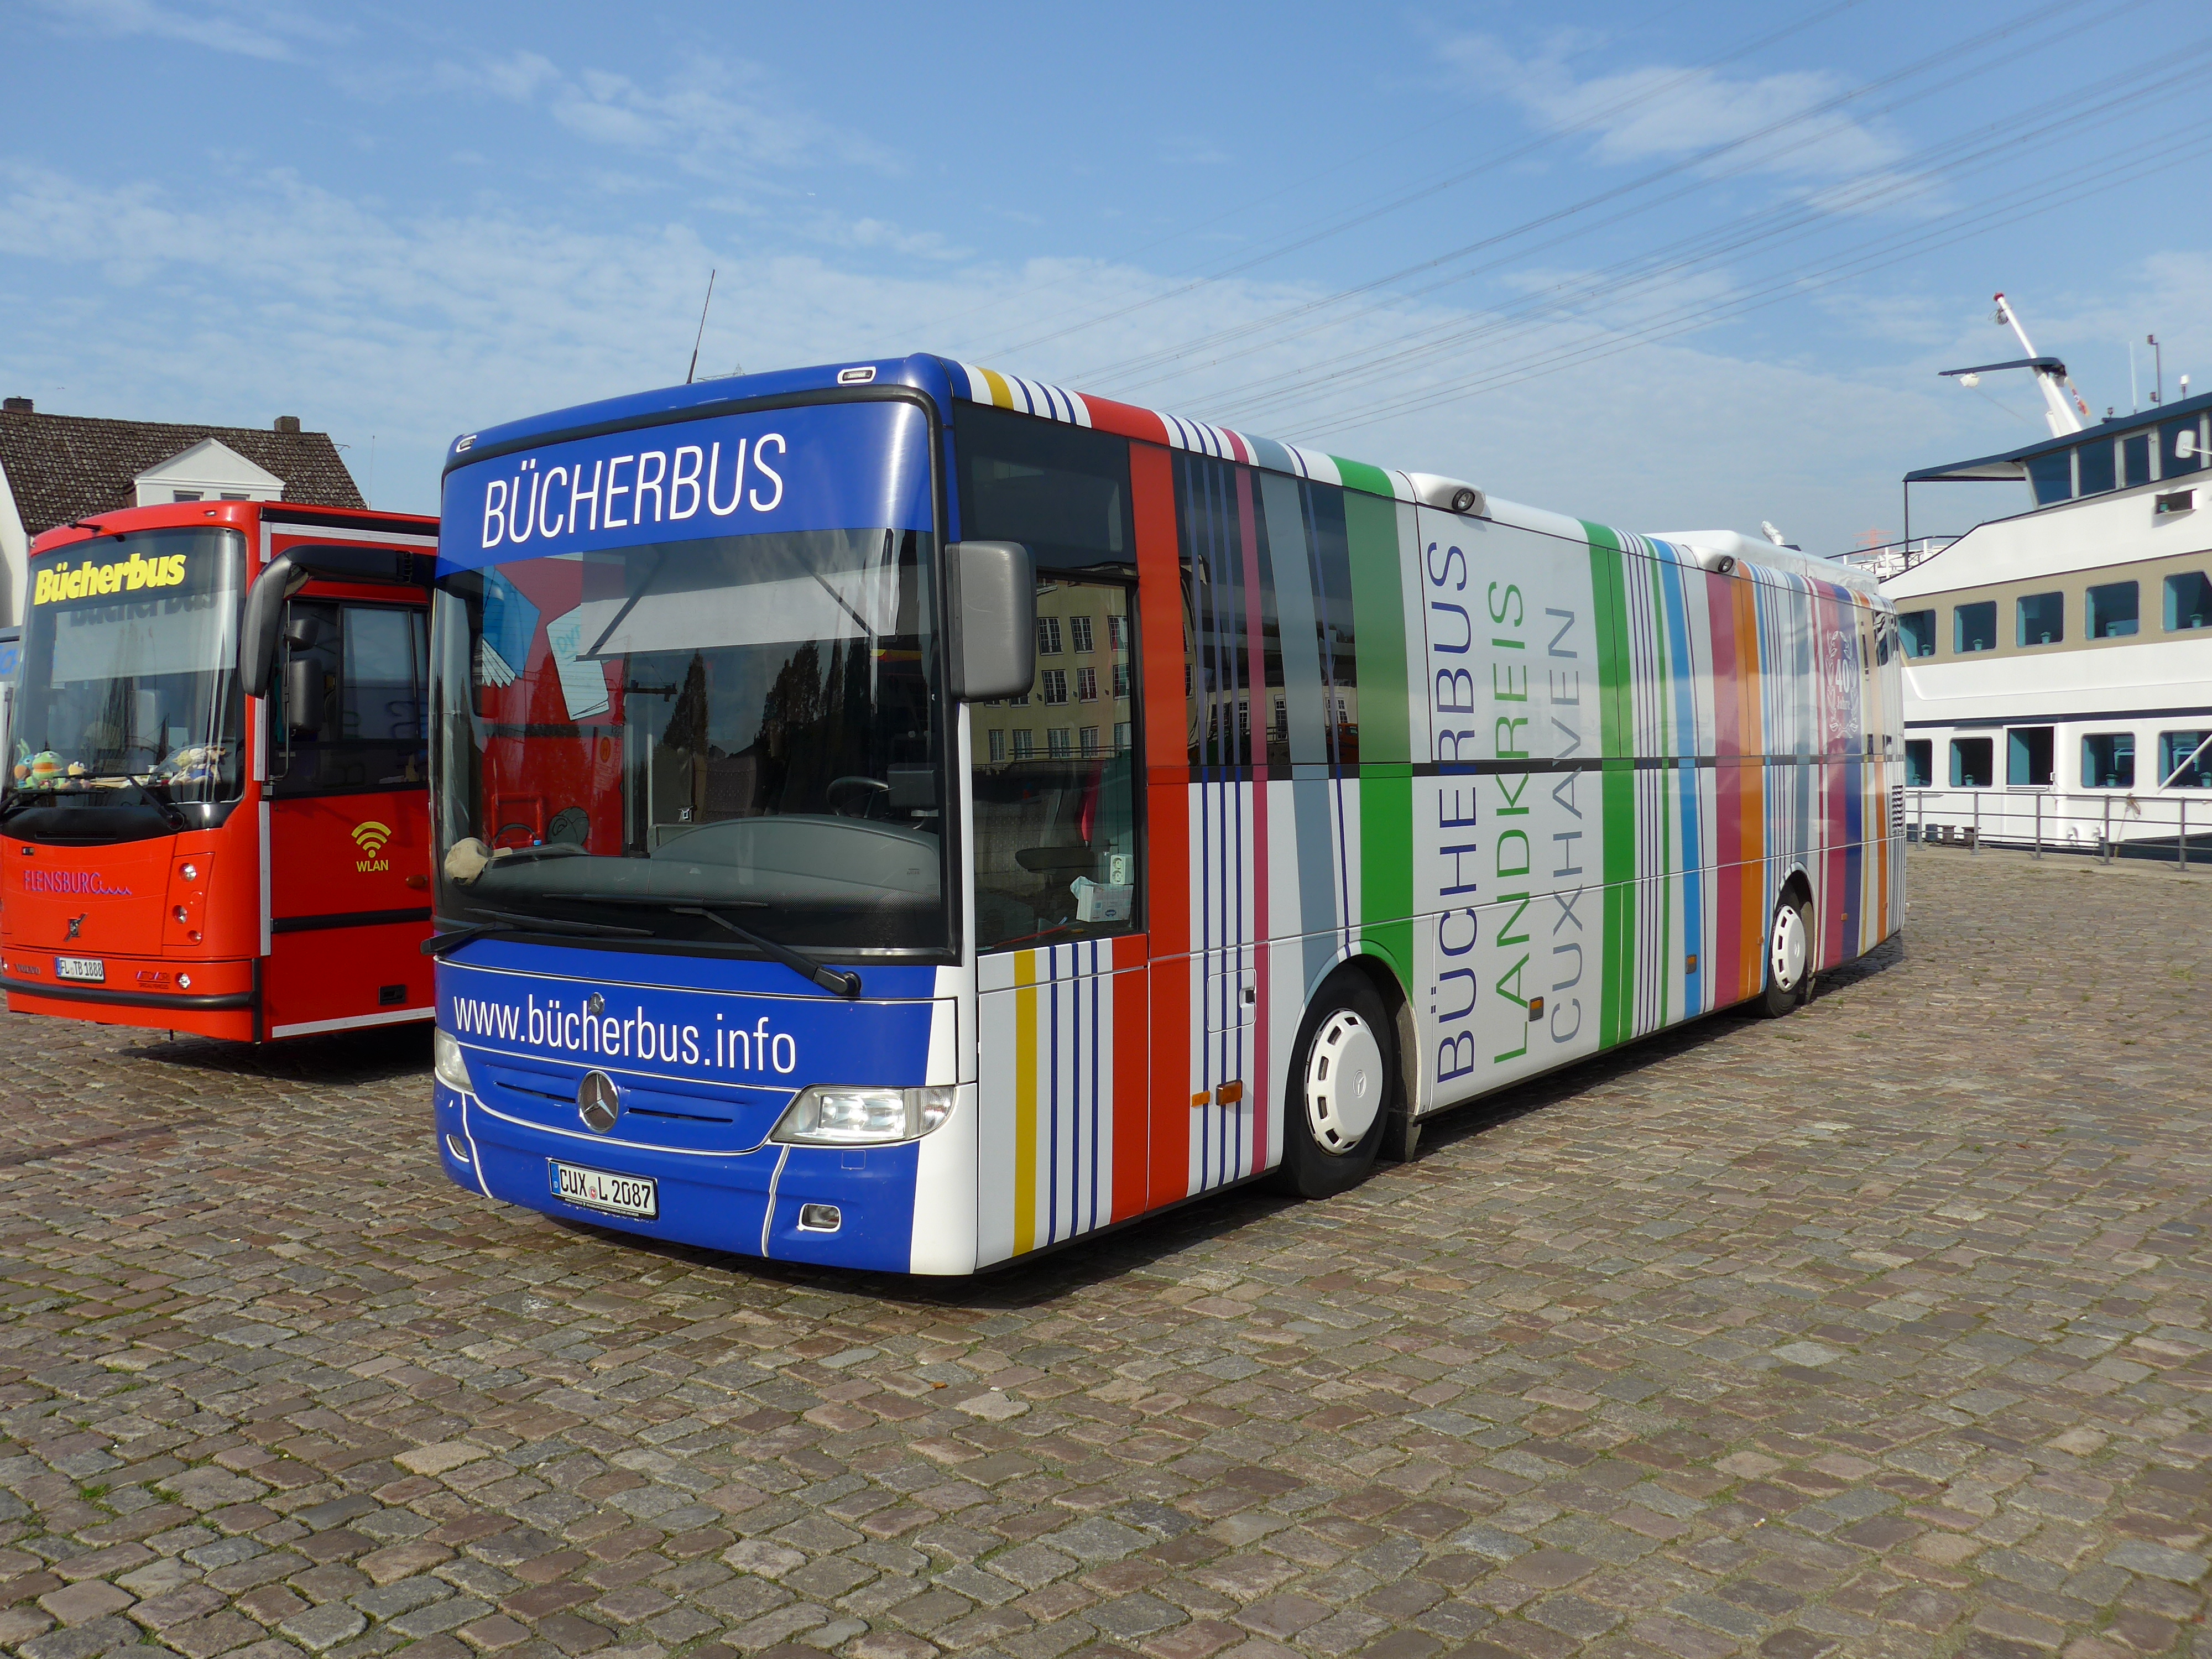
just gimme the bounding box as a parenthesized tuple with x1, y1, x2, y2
(431, 525, 948, 957)
(6, 527, 245, 816)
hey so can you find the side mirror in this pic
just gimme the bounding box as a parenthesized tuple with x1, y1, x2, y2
(238, 544, 426, 696)
(284, 655, 325, 739)
(2178, 431, 2199, 459)
(240, 554, 300, 698)
(944, 540, 1036, 703)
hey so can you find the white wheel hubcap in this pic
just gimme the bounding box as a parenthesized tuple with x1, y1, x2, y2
(1771, 904, 1808, 991)
(1305, 1010, 1384, 1154)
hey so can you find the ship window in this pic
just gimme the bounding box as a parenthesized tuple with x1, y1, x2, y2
(2162, 418, 2203, 478)
(1954, 601, 1996, 654)
(2086, 581, 2138, 638)
(2016, 591, 2063, 646)
(2007, 726, 2053, 787)
(1950, 737, 1992, 787)
(2124, 434, 2153, 491)
(1905, 739, 1932, 787)
(2165, 570, 2211, 630)
(2160, 731, 2211, 788)
(2081, 733, 2134, 789)
(2026, 451, 2073, 504)
(2077, 440, 2116, 497)
(1898, 608, 1936, 658)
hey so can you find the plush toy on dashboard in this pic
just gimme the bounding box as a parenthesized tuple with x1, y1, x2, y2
(161, 745, 224, 785)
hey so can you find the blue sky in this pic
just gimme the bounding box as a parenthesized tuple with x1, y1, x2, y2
(6, 0, 2209, 552)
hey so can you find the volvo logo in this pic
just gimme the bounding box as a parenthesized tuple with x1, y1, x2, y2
(577, 1071, 620, 1134)
(65, 914, 86, 942)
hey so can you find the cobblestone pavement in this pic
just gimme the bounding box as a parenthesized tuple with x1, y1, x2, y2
(1, 846, 2208, 1659)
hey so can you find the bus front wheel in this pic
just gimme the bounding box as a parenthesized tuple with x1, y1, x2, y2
(1272, 968, 1392, 1198)
(1759, 890, 1814, 1018)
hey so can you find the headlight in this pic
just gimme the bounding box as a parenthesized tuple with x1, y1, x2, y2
(770, 1085, 955, 1146)
(433, 1029, 475, 1095)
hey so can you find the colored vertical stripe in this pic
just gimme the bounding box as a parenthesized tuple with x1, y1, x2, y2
(1584, 524, 1636, 1050)
(1334, 455, 1396, 499)
(1012, 951, 1038, 1253)
(1130, 441, 1192, 1212)
(1345, 492, 1412, 976)
(1734, 571, 1768, 1003)
(1234, 468, 1271, 1176)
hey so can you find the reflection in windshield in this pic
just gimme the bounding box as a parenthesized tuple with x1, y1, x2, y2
(7, 528, 244, 807)
(432, 526, 948, 955)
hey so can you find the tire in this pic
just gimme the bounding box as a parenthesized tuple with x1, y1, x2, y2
(1271, 967, 1394, 1198)
(1758, 888, 1814, 1018)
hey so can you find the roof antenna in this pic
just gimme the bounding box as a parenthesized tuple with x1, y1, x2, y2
(685, 269, 717, 385)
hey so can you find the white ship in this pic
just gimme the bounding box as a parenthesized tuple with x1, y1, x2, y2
(1860, 295, 2212, 858)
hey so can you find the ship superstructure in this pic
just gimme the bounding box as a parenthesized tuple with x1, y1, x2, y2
(1881, 332, 2211, 851)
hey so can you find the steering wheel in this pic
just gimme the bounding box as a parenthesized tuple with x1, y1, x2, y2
(826, 775, 890, 818)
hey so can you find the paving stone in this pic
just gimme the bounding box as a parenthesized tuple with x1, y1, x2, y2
(0, 847, 2205, 1659)
(283, 1601, 371, 1651)
(35, 1580, 131, 1625)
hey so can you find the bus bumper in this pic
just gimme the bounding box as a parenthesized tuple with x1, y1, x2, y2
(434, 1080, 968, 1274)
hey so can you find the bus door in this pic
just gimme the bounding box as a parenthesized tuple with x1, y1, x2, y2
(259, 521, 436, 1037)
(971, 575, 1146, 1262)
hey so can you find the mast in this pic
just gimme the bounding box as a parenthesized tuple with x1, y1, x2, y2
(1993, 293, 2087, 439)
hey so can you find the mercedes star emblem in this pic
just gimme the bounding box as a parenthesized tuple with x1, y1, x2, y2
(577, 1070, 620, 1134)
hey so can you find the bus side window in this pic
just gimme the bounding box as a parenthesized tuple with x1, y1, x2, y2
(274, 600, 340, 779)
(969, 578, 1139, 952)
(272, 601, 429, 795)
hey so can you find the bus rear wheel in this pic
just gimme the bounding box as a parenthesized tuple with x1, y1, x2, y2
(1759, 889, 1814, 1018)
(1272, 968, 1392, 1198)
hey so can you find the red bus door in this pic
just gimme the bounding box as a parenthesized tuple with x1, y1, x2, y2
(254, 514, 437, 1038)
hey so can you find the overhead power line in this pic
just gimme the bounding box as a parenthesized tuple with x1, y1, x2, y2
(1290, 116, 2212, 439)
(1052, 0, 2125, 397)
(958, 0, 1871, 362)
(1191, 30, 2212, 429)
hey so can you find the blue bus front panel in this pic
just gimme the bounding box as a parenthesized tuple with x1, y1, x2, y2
(434, 945, 959, 1274)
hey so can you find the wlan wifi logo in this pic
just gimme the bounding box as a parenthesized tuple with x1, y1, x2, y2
(351, 820, 393, 873)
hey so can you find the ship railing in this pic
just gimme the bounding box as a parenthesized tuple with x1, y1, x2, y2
(1824, 538, 1957, 581)
(1902, 787, 2208, 868)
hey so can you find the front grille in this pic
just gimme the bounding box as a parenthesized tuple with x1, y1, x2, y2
(475, 1056, 789, 1152)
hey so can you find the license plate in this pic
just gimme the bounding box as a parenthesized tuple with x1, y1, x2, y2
(548, 1160, 658, 1219)
(54, 957, 105, 983)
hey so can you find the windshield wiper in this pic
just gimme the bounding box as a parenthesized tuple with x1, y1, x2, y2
(92, 770, 189, 831)
(671, 904, 862, 999)
(422, 907, 654, 958)
(487, 843, 590, 864)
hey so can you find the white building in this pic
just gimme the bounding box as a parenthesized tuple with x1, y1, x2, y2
(0, 399, 364, 628)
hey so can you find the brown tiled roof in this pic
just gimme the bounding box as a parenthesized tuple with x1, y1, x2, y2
(0, 409, 364, 539)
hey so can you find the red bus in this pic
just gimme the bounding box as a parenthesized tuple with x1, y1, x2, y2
(2, 500, 438, 1041)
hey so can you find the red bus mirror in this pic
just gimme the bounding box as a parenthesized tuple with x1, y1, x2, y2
(283, 655, 325, 739)
(239, 545, 427, 697)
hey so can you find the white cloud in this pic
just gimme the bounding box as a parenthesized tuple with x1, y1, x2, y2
(1441, 35, 1911, 190)
(30, 0, 347, 60)
(6, 155, 2186, 556)
(437, 49, 899, 181)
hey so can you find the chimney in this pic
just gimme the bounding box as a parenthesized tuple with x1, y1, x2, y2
(274, 415, 301, 434)
(2, 397, 30, 414)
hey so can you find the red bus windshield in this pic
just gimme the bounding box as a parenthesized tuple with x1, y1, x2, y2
(5, 527, 245, 836)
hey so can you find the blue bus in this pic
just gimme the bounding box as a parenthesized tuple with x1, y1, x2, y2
(429, 356, 1899, 1273)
